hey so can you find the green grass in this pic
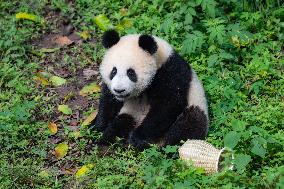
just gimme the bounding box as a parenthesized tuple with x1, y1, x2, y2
(0, 0, 284, 188)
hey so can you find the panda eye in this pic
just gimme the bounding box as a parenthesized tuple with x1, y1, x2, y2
(127, 68, 137, 82)
(110, 67, 117, 80)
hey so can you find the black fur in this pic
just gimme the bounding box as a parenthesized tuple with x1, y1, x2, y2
(93, 51, 208, 150)
(91, 83, 123, 132)
(164, 106, 208, 145)
(102, 30, 120, 48)
(127, 68, 137, 82)
(129, 52, 192, 149)
(99, 114, 135, 144)
(110, 67, 117, 80)
(138, 35, 158, 55)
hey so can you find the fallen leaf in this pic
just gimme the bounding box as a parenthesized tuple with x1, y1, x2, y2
(55, 36, 73, 46)
(94, 14, 112, 31)
(40, 48, 60, 53)
(83, 68, 98, 80)
(69, 131, 81, 139)
(50, 76, 66, 86)
(16, 12, 36, 21)
(38, 170, 50, 178)
(35, 73, 50, 86)
(120, 8, 128, 16)
(80, 31, 90, 40)
(82, 111, 98, 126)
(58, 105, 72, 115)
(48, 122, 58, 135)
(63, 92, 75, 103)
(116, 18, 133, 31)
(54, 143, 68, 159)
(76, 164, 94, 178)
(79, 82, 100, 96)
(15, 12, 43, 23)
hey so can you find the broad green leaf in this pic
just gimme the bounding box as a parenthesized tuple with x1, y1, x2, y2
(251, 142, 266, 158)
(224, 131, 241, 149)
(54, 143, 68, 159)
(184, 14, 193, 25)
(50, 76, 66, 86)
(231, 119, 247, 131)
(251, 137, 267, 158)
(79, 82, 100, 96)
(94, 14, 112, 31)
(233, 154, 251, 173)
(58, 105, 72, 115)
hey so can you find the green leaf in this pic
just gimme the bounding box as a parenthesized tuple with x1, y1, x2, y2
(58, 105, 72, 115)
(208, 54, 219, 67)
(233, 154, 251, 173)
(201, 0, 216, 17)
(50, 76, 66, 86)
(231, 119, 247, 131)
(181, 31, 204, 54)
(94, 14, 112, 31)
(184, 13, 193, 25)
(251, 137, 267, 158)
(224, 131, 241, 149)
(251, 142, 266, 158)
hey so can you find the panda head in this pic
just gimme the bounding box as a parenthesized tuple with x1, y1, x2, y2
(100, 30, 159, 101)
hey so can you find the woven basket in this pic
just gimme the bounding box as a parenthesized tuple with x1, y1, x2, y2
(178, 140, 233, 174)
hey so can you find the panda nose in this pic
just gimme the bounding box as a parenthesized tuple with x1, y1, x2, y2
(114, 88, 125, 94)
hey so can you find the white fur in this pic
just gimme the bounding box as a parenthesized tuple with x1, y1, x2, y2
(100, 34, 173, 100)
(119, 95, 150, 127)
(187, 70, 209, 118)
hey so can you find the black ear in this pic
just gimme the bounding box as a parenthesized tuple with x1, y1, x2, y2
(138, 34, 157, 55)
(102, 30, 120, 48)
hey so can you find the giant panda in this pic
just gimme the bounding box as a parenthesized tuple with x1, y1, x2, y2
(92, 30, 208, 150)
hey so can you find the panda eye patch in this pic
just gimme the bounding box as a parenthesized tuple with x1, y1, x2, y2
(127, 68, 137, 82)
(110, 67, 117, 80)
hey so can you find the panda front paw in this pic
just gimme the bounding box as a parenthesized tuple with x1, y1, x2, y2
(129, 132, 150, 151)
(97, 126, 117, 145)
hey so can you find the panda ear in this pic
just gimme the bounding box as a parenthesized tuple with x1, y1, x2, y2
(102, 30, 120, 48)
(138, 34, 157, 55)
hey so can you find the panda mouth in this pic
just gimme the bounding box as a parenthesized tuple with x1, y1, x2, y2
(115, 93, 130, 99)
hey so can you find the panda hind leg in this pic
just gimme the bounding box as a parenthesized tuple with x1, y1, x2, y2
(164, 106, 208, 146)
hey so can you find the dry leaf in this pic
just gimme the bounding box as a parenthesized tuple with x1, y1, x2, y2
(54, 143, 68, 159)
(79, 82, 100, 96)
(82, 110, 98, 126)
(55, 36, 73, 46)
(48, 122, 58, 135)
